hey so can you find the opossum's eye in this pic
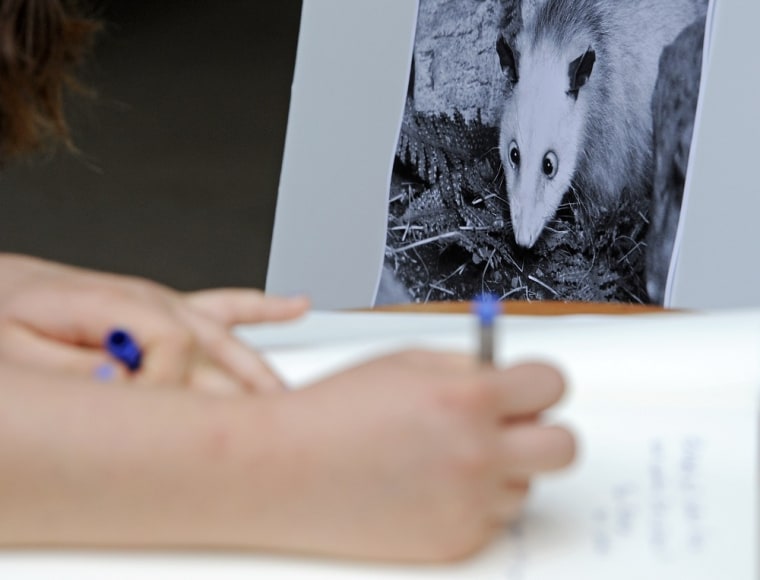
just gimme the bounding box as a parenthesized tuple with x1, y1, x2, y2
(509, 141, 520, 168)
(542, 152, 558, 179)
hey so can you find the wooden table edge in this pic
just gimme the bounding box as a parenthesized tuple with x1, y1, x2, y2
(369, 301, 676, 316)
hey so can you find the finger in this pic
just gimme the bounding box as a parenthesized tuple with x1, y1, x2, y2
(8, 284, 199, 384)
(204, 334, 285, 393)
(494, 363, 566, 417)
(178, 310, 286, 393)
(133, 328, 197, 385)
(187, 359, 248, 396)
(383, 349, 484, 373)
(500, 424, 576, 477)
(492, 480, 531, 523)
(0, 324, 129, 381)
(185, 289, 310, 326)
(502, 413, 540, 426)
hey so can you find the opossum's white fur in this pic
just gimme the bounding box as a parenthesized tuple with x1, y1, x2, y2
(499, 0, 707, 248)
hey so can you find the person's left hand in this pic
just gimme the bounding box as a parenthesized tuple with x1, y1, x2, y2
(0, 253, 309, 394)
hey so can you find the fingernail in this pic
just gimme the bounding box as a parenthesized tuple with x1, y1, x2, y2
(283, 293, 309, 301)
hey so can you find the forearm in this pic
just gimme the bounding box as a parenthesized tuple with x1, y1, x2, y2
(0, 362, 291, 549)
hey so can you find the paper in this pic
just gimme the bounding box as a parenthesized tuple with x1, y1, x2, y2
(267, 0, 741, 309)
(489, 406, 755, 579)
(382, 0, 715, 306)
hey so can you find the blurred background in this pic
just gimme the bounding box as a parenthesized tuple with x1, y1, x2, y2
(0, 1, 302, 290)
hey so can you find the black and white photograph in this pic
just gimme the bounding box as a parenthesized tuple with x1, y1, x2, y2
(379, 0, 711, 305)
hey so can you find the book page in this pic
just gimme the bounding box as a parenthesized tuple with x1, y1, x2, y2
(253, 310, 759, 579)
(478, 406, 756, 579)
(1, 311, 756, 579)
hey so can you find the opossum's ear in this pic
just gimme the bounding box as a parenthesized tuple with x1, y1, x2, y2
(568, 48, 596, 99)
(497, 35, 519, 84)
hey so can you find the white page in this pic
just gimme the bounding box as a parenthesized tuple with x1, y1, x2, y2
(249, 310, 760, 406)
(257, 310, 760, 579)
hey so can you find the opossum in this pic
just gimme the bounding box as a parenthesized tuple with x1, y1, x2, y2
(497, 0, 707, 248)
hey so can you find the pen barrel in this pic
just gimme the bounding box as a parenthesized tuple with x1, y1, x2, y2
(479, 324, 495, 365)
(106, 330, 143, 372)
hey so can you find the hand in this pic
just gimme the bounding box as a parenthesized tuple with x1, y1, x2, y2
(252, 351, 575, 562)
(0, 253, 309, 394)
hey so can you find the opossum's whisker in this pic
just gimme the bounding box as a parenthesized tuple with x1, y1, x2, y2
(487, 167, 503, 184)
(475, 147, 501, 166)
(570, 195, 591, 223)
(568, 183, 587, 209)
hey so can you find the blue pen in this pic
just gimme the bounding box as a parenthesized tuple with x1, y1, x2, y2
(473, 294, 501, 365)
(105, 329, 143, 372)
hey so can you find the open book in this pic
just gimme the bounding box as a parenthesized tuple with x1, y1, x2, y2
(1, 310, 757, 579)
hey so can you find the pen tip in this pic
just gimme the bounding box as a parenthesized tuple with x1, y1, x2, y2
(473, 293, 501, 324)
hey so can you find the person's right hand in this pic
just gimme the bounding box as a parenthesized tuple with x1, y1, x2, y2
(249, 351, 575, 562)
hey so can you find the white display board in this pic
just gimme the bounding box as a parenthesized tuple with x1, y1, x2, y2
(266, 0, 417, 309)
(267, 0, 760, 309)
(668, 0, 760, 308)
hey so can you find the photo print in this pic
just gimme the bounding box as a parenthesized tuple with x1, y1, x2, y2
(378, 0, 711, 305)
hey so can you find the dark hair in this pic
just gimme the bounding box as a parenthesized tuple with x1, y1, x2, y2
(0, 0, 99, 161)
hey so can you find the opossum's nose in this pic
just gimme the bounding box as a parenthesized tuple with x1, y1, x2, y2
(514, 225, 539, 249)
(510, 194, 544, 248)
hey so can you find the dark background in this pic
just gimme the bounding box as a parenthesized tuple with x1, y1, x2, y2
(0, 1, 302, 290)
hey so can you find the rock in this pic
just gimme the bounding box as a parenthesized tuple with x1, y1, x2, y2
(412, 0, 522, 126)
(646, 16, 706, 304)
